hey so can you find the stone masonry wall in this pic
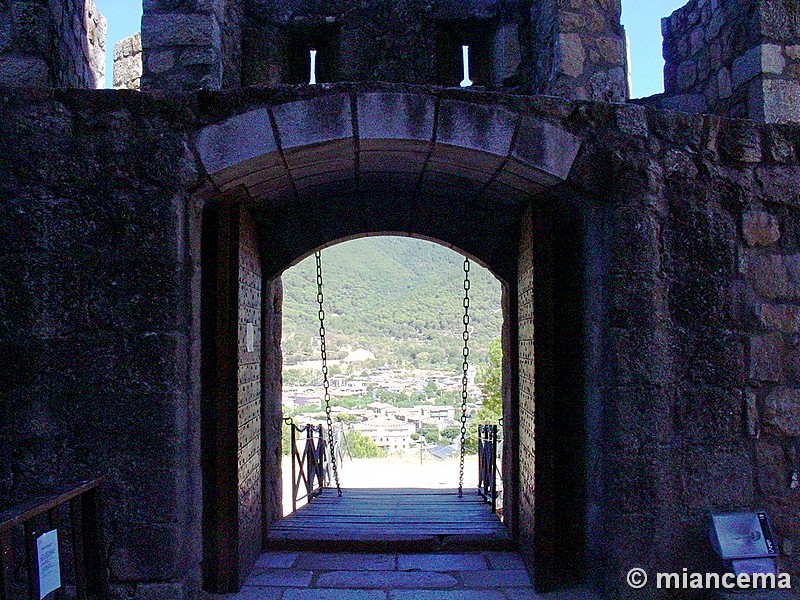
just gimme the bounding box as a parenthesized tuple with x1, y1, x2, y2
(113, 32, 142, 90)
(48, 0, 106, 88)
(141, 0, 241, 91)
(531, 0, 628, 102)
(242, 0, 527, 87)
(0, 0, 53, 86)
(662, 0, 800, 123)
(137, 0, 629, 97)
(0, 0, 105, 88)
(237, 209, 262, 583)
(0, 90, 202, 597)
(3, 84, 800, 598)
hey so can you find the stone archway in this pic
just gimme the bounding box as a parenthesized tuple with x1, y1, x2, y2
(194, 89, 588, 592)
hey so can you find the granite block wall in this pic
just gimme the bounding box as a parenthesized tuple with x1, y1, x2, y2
(530, 0, 628, 102)
(0, 90, 202, 597)
(113, 32, 142, 90)
(0, 0, 105, 88)
(141, 0, 241, 91)
(662, 0, 800, 123)
(1, 84, 799, 598)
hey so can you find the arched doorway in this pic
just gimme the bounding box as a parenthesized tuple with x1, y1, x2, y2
(195, 90, 590, 593)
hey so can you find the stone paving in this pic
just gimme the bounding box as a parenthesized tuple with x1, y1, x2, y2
(206, 551, 600, 600)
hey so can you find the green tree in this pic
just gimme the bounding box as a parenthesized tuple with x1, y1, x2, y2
(464, 338, 503, 453)
(344, 430, 386, 458)
(335, 413, 360, 423)
(424, 380, 440, 397)
(440, 425, 461, 442)
(475, 337, 502, 423)
(419, 424, 440, 445)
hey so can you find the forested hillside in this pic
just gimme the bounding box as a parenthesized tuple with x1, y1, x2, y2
(281, 237, 503, 368)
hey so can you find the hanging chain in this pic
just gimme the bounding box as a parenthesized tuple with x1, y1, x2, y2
(458, 257, 471, 498)
(316, 251, 342, 496)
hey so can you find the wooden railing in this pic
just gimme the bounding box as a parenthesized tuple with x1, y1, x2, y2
(477, 424, 502, 515)
(0, 478, 108, 600)
(285, 421, 345, 512)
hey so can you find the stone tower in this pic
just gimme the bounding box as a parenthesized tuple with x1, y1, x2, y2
(140, 0, 629, 101)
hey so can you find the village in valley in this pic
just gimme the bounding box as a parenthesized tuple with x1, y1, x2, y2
(282, 349, 485, 457)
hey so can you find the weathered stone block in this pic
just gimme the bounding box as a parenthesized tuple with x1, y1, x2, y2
(509, 117, 582, 185)
(743, 252, 800, 300)
(755, 304, 800, 332)
(247, 569, 313, 587)
(316, 571, 458, 589)
(437, 100, 516, 158)
(658, 93, 708, 114)
(756, 438, 791, 495)
(675, 387, 744, 445)
(680, 445, 755, 509)
(196, 109, 279, 181)
(605, 381, 673, 447)
(133, 583, 184, 600)
(146, 49, 174, 74)
(732, 46, 761, 89)
(762, 44, 787, 74)
(0, 55, 49, 86)
(557, 33, 585, 78)
(718, 67, 732, 99)
(273, 95, 353, 151)
(763, 388, 800, 437)
(742, 210, 780, 246)
(109, 524, 184, 580)
(357, 93, 435, 144)
(762, 79, 800, 124)
(398, 554, 488, 571)
(141, 13, 220, 49)
(676, 60, 697, 90)
(746, 389, 760, 437)
(719, 120, 762, 162)
(749, 333, 784, 382)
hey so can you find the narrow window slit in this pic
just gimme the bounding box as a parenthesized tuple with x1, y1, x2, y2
(309, 49, 317, 85)
(460, 45, 473, 88)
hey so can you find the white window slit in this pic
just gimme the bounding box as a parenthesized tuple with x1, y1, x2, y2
(460, 45, 473, 88)
(309, 49, 318, 85)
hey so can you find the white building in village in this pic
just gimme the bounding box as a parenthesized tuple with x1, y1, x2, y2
(352, 417, 416, 454)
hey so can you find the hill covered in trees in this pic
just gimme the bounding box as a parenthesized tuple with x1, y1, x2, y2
(281, 236, 503, 368)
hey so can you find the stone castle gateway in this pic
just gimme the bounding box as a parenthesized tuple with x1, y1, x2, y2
(1, 0, 800, 598)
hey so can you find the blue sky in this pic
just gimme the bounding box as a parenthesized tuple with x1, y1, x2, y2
(94, 0, 688, 98)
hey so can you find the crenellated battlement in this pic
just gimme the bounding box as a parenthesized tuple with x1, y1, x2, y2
(656, 0, 800, 123)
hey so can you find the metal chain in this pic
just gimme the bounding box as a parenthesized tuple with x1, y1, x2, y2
(458, 257, 471, 498)
(315, 250, 342, 496)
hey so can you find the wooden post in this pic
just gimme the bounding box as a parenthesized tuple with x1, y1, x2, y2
(0, 530, 14, 600)
(81, 488, 109, 599)
(23, 522, 37, 600)
(69, 497, 87, 599)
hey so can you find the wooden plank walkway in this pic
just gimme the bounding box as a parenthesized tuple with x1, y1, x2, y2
(265, 488, 512, 552)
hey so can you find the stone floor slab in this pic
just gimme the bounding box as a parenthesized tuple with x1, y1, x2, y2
(398, 553, 488, 571)
(461, 569, 532, 587)
(216, 587, 284, 600)
(294, 552, 396, 571)
(390, 591, 507, 600)
(316, 570, 459, 589)
(484, 551, 528, 570)
(283, 590, 388, 600)
(246, 569, 313, 588)
(254, 552, 300, 570)
(507, 587, 601, 599)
